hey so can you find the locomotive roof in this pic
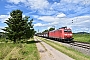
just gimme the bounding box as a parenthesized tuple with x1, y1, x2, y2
(49, 27, 71, 32)
(59, 26, 67, 29)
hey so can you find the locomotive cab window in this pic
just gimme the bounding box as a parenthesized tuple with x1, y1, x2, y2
(64, 29, 71, 32)
(68, 30, 71, 32)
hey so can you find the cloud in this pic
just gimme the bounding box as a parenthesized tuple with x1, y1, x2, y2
(5, 4, 17, 9)
(26, 0, 49, 10)
(34, 23, 43, 27)
(60, 0, 90, 5)
(50, 0, 90, 17)
(7, 0, 26, 4)
(5, 4, 22, 12)
(34, 15, 90, 32)
(0, 15, 10, 23)
(56, 13, 66, 18)
(34, 22, 59, 27)
(7, 0, 90, 17)
(38, 10, 58, 15)
(32, 15, 39, 18)
(7, 0, 49, 10)
(8, 0, 20, 4)
(38, 16, 60, 22)
(7, 0, 52, 15)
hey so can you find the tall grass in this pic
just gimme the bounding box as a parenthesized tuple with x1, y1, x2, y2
(19, 39, 40, 60)
(0, 43, 16, 59)
(0, 38, 40, 60)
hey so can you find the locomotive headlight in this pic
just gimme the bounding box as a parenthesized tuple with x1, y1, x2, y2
(64, 34, 67, 35)
(64, 34, 72, 36)
(69, 34, 72, 36)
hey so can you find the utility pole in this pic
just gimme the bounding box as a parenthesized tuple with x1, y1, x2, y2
(38, 29, 39, 33)
(0, 28, 1, 32)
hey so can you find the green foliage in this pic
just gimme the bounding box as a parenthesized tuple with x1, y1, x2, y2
(0, 32, 6, 38)
(43, 30, 48, 32)
(23, 18, 35, 38)
(3, 10, 35, 43)
(49, 27, 55, 31)
(42, 27, 55, 33)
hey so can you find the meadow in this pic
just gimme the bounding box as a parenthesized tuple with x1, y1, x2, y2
(0, 38, 40, 60)
(73, 34, 90, 43)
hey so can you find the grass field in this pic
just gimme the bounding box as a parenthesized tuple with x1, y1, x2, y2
(0, 38, 40, 60)
(38, 37, 90, 60)
(73, 34, 90, 43)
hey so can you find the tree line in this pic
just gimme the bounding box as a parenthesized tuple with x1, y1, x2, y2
(42, 27, 55, 33)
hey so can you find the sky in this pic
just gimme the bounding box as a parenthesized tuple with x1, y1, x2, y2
(0, 0, 90, 33)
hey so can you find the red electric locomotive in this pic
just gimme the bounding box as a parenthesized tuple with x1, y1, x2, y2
(49, 27, 73, 42)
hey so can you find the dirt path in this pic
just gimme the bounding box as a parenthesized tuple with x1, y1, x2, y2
(34, 37, 74, 60)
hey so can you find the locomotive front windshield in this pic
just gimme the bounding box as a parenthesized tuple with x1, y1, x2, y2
(64, 29, 71, 32)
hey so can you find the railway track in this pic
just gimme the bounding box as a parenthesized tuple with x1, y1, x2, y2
(69, 41, 90, 49)
(54, 40, 90, 49)
(51, 38, 90, 49)
(49, 39, 90, 49)
(40, 37, 90, 49)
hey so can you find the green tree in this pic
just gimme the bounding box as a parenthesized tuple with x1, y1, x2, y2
(49, 27, 55, 31)
(3, 10, 34, 43)
(43, 30, 48, 33)
(28, 19, 35, 38)
(23, 17, 35, 38)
